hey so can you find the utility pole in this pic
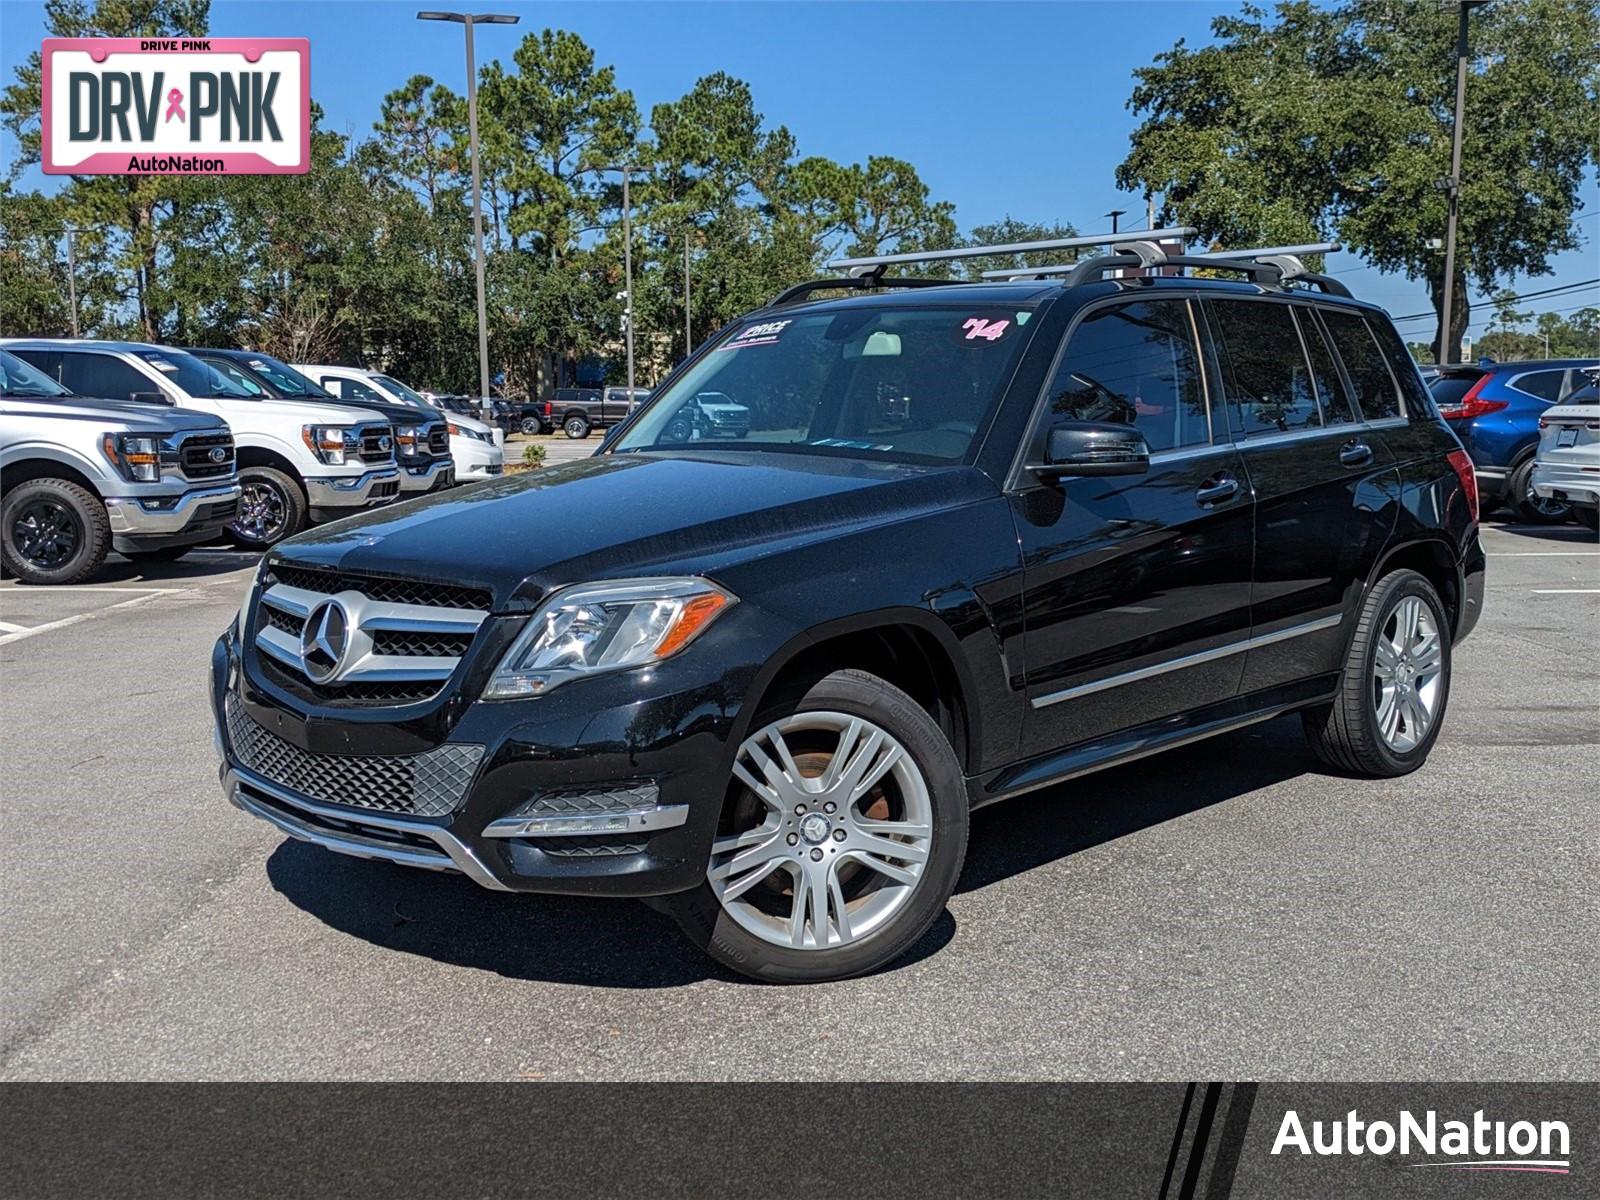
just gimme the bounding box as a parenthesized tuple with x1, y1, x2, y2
(63, 227, 83, 337)
(599, 164, 638, 392)
(1439, 1, 1486, 365)
(1105, 209, 1125, 235)
(684, 230, 692, 358)
(417, 11, 519, 400)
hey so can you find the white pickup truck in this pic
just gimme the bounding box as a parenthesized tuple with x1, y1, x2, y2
(3, 340, 400, 547)
(1, 348, 241, 583)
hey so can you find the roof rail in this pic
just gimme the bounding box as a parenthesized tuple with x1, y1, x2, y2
(981, 239, 1352, 296)
(766, 275, 961, 308)
(822, 227, 1197, 277)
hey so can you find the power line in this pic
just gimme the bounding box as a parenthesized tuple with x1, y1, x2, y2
(1386, 277, 1600, 323)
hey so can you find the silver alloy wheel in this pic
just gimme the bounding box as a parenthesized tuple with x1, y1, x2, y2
(1372, 595, 1443, 753)
(233, 480, 287, 544)
(709, 711, 933, 951)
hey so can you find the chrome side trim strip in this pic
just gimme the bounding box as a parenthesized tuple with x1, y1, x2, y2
(482, 805, 691, 839)
(224, 765, 511, 890)
(1030, 613, 1343, 709)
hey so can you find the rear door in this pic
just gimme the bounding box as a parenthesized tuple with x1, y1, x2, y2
(1012, 296, 1255, 757)
(1201, 298, 1398, 695)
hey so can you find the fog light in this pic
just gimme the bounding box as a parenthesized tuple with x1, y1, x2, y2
(509, 813, 634, 836)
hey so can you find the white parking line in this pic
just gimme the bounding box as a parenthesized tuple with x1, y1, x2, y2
(1487, 552, 1600, 556)
(0, 620, 27, 633)
(0, 591, 170, 645)
(0, 585, 173, 593)
(1531, 589, 1600, 595)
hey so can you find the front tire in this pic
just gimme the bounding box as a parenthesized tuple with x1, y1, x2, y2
(665, 669, 968, 983)
(228, 466, 306, 548)
(1, 478, 111, 585)
(563, 415, 591, 440)
(1302, 569, 1451, 777)
(520, 417, 543, 436)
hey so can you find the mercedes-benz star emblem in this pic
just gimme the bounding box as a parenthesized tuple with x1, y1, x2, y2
(300, 600, 350, 683)
(209, 446, 228, 462)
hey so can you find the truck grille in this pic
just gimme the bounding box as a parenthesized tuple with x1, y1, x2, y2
(357, 423, 394, 464)
(250, 561, 490, 707)
(178, 432, 236, 480)
(427, 426, 450, 456)
(225, 694, 483, 817)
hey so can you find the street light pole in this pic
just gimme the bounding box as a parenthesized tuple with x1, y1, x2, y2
(684, 229, 692, 358)
(1439, 1, 1485, 366)
(417, 11, 519, 400)
(63, 227, 82, 337)
(621, 166, 634, 392)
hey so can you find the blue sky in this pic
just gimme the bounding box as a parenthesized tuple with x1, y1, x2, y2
(3, 0, 1595, 347)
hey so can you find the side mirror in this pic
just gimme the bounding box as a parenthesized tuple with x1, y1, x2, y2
(130, 390, 173, 406)
(1033, 421, 1150, 478)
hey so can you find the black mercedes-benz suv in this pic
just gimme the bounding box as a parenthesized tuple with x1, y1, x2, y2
(212, 238, 1485, 982)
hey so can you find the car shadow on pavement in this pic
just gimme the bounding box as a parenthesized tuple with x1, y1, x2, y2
(957, 714, 1317, 895)
(265, 840, 956, 988)
(92, 548, 260, 585)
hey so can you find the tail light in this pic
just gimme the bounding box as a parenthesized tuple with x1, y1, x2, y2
(1446, 449, 1479, 524)
(1434, 375, 1507, 421)
(543, 401, 553, 417)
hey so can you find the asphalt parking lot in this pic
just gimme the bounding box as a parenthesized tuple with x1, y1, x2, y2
(1, 518, 1595, 1081)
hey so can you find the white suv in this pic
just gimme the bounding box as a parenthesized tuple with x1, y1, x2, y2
(299, 365, 505, 482)
(3, 341, 400, 547)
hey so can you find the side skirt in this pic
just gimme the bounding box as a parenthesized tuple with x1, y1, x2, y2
(968, 673, 1340, 808)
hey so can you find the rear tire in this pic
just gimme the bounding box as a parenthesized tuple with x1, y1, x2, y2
(520, 417, 543, 436)
(1302, 569, 1451, 777)
(664, 669, 968, 983)
(1, 477, 110, 585)
(1508, 457, 1570, 523)
(228, 466, 306, 548)
(563, 415, 590, 440)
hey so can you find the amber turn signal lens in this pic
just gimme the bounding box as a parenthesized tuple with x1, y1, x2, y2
(654, 592, 729, 658)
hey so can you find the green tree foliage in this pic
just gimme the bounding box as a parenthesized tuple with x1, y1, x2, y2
(1477, 306, 1599, 361)
(1117, 0, 1600, 361)
(958, 217, 1082, 281)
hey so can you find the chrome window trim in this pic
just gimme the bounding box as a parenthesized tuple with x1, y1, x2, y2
(1030, 613, 1343, 709)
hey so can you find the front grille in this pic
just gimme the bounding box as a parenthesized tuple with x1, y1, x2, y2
(357, 424, 393, 464)
(226, 693, 483, 817)
(179, 432, 235, 480)
(195, 499, 238, 523)
(427, 427, 450, 456)
(251, 560, 491, 708)
(267, 563, 490, 611)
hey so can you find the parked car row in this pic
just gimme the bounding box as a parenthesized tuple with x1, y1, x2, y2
(1427, 357, 1599, 523)
(0, 339, 504, 584)
(518, 386, 652, 439)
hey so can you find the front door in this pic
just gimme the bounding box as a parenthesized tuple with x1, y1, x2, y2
(1012, 297, 1255, 760)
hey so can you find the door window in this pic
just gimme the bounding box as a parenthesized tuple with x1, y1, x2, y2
(323, 375, 387, 403)
(1207, 299, 1322, 436)
(1509, 369, 1568, 402)
(1298, 309, 1359, 425)
(61, 352, 158, 402)
(1039, 299, 1211, 453)
(1321, 309, 1402, 420)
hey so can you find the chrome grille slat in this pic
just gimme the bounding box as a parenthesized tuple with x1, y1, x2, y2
(225, 694, 483, 816)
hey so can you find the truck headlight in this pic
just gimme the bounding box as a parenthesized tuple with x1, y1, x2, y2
(483, 578, 735, 699)
(302, 425, 358, 465)
(395, 425, 422, 453)
(100, 433, 164, 482)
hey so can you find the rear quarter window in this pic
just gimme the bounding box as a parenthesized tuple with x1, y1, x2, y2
(1321, 309, 1403, 421)
(1508, 369, 1568, 402)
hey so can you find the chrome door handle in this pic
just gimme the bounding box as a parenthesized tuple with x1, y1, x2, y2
(1340, 440, 1374, 467)
(1195, 475, 1240, 506)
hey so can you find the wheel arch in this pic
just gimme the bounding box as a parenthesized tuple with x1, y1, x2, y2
(733, 608, 980, 774)
(234, 445, 305, 488)
(1365, 536, 1463, 638)
(1, 455, 102, 498)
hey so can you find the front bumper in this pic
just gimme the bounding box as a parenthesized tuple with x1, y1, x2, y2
(397, 456, 454, 495)
(209, 612, 771, 896)
(104, 482, 242, 551)
(452, 441, 504, 481)
(1531, 461, 1600, 505)
(303, 468, 401, 521)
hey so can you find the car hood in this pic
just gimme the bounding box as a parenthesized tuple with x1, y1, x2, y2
(0, 396, 229, 433)
(211, 396, 389, 426)
(272, 450, 996, 609)
(261, 396, 431, 430)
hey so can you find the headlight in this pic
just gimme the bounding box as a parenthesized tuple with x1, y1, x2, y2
(483, 577, 736, 699)
(233, 559, 265, 638)
(448, 423, 488, 442)
(302, 425, 358, 465)
(395, 425, 422, 452)
(100, 432, 164, 482)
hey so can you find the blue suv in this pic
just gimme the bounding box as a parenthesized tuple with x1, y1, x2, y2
(1431, 358, 1599, 522)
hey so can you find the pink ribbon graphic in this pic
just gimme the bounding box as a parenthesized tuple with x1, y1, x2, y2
(164, 88, 185, 123)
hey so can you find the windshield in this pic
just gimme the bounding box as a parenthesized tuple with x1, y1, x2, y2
(0, 349, 72, 397)
(242, 354, 327, 398)
(136, 350, 257, 399)
(614, 303, 1039, 463)
(372, 374, 431, 407)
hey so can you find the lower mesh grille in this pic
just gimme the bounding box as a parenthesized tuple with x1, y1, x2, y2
(536, 835, 648, 858)
(510, 782, 660, 818)
(225, 693, 483, 817)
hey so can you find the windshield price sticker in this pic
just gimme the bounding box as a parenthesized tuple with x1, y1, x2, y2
(957, 315, 1012, 343)
(42, 37, 310, 175)
(721, 319, 792, 350)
